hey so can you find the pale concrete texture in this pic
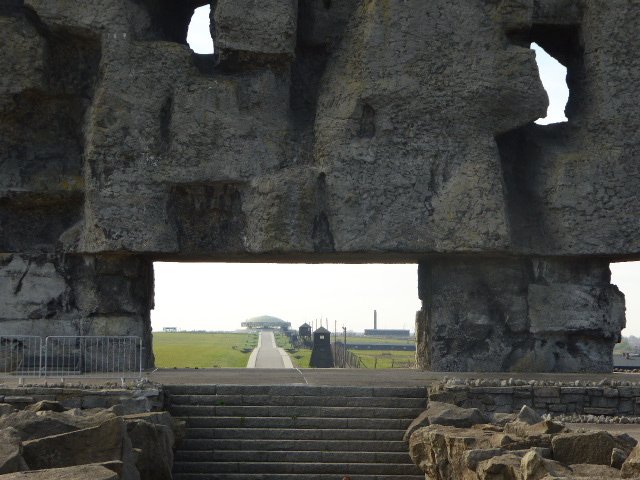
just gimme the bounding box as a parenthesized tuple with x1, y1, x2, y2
(247, 331, 294, 369)
(1, 0, 639, 372)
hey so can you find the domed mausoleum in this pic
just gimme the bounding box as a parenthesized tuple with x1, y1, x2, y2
(241, 315, 291, 330)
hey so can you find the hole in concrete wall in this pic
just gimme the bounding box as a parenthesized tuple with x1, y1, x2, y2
(150, 263, 419, 367)
(138, 0, 204, 43)
(530, 25, 585, 123)
(187, 5, 214, 54)
(531, 42, 568, 125)
(611, 261, 640, 354)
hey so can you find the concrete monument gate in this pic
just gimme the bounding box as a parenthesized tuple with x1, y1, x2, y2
(1, 0, 638, 372)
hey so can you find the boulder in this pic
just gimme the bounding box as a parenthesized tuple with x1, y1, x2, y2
(520, 449, 571, 480)
(0, 409, 118, 441)
(123, 411, 181, 445)
(0, 411, 77, 441)
(501, 420, 567, 450)
(123, 410, 185, 461)
(504, 420, 567, 438)
(0, 464, 119, 480)
(476, 453, 521, 480)
(63, 407, 122, 428)
(0, 405, 16, 417)
(21, 417, 139, 480)
(492, 412, 517, 427)
(409, 424, 495, 480)
(126, 419, 173, 480)
(552, 431, 618, 466)
(621, 445, 640, 478)
(515, 405, 543, 426)
(489, 430, 555, 452)
(612, 447, 630, 469)
(25, 401, 65, 413)
(405, 401, 487, 441)
(464, 448, 510, 470)
(570, 463, 622, 478)
(615, 433, 639, 454)
(0, 428, 26, 474)
(404, 409, 430, 442)
(425, 401, 488, 428)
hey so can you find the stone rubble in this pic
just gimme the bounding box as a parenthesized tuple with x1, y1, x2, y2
(0, 390, 182, 480)
(409, 402, 640, 480)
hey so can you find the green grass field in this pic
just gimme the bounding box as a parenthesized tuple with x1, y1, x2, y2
(274, 332, 312, 368)
(153, 332, 258, 368)
(353, 350, 416, 369)
(275, 332, 415, 369)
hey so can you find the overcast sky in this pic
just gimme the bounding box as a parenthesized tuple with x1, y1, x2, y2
(150, 7, 639, 336)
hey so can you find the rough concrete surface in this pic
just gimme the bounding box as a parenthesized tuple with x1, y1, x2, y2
(1, 0, 639, 372)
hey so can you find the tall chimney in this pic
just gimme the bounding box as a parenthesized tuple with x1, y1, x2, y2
(374, 310, 377, 330)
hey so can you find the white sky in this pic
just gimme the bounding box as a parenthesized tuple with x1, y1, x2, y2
(152, 9, 640, 336)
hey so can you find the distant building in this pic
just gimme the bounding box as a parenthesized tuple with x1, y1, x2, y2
(299, 323, 312, 338)
(310, 327, 334, 368)
(241, 315, 291, 330)
(364, 329, 411, 337)
(163, 327, 177, 332)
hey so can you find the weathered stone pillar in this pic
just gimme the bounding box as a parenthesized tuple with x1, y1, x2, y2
(0, 253, 154, 368)
(416, 257, 625, 372)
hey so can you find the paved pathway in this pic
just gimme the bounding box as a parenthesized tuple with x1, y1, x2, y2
(246, 330, 294, 369)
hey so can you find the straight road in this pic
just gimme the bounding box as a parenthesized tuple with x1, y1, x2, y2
(247, 330, 294, 369)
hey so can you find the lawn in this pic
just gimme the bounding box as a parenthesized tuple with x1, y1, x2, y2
(274, 332, 415, 369)
(352, 349, 416, 369)
(274, 332, 312, 368)
(153, 332, 258, 368)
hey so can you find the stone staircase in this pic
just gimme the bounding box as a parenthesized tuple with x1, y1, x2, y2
(164, 384, 427, 480)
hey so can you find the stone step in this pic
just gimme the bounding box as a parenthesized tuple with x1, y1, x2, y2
(166, 384, 426, 479)
(178, 439, 410, 453)
(180, 416, 412, 430)
(175, 449, 412, 464)
(163, 385, 427, 398)
(167, 394, 425, 409)
(173, 461, 423, 475)
(183, 428, 406, 441)
(172, 474, 425, 480)
(169, 405, 423, 419)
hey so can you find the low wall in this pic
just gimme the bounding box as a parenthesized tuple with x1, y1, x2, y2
(429, 379, 640, 417)
(0, 386, 163, 411)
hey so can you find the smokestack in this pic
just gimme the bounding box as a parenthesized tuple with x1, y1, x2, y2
(374, 310, 377, 330)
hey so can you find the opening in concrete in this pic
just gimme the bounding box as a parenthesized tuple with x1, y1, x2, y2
(187, 5, 214, 54)
(141, 0, 200, 44)
(611, 261, 640, 363)
(530, 24, 585, 123)
(151, 263, 419, 369)
(531, 42, 568, 125)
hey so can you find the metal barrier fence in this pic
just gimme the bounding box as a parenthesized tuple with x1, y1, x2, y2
(332, 342, 365, 368)
(0, 335, 142, 381)
(0, 336, 43, 376)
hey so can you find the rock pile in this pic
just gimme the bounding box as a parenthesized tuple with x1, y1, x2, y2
(0, 398, 182, 479)
(409, 402, 640, 479)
